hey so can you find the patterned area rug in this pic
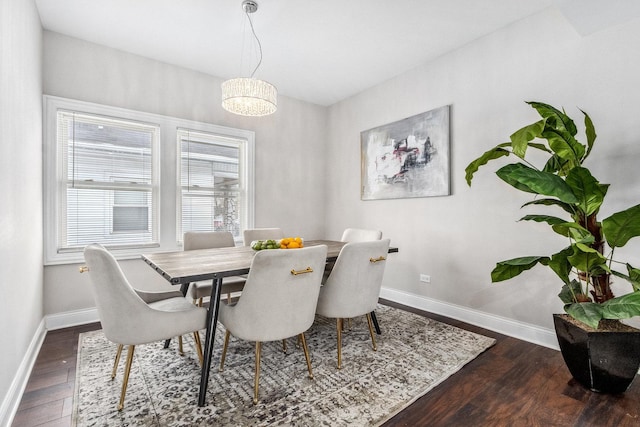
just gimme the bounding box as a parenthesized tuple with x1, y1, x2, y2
(72, 305, 495, 426)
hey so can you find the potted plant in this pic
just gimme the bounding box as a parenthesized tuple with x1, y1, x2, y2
(465, 101, 640, 393)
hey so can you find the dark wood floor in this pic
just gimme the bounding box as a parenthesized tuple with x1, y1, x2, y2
(12, 301, 640, 426)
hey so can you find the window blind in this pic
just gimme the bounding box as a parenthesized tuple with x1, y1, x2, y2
(57, 111, 159, 250)
(178, 129, 245, 242)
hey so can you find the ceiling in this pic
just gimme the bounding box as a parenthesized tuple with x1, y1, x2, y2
(34, 0, 579, 106)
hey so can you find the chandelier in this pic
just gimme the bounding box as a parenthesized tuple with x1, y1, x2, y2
(221, 0, 277, 117)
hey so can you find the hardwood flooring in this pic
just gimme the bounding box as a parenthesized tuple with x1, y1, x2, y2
(11, 301, 640, 426)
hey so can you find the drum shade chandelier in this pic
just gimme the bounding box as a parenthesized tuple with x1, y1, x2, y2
(221, 0, 277, 117)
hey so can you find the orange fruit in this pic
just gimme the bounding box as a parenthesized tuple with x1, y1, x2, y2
(288, 241, 300, 249)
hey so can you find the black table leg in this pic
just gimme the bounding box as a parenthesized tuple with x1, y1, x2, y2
(370, 310, 381, 335)
(198, 277, 223, 406)
(164, 282, 192, 349)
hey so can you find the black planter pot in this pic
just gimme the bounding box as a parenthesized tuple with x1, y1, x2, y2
(553, 314, 640, 393)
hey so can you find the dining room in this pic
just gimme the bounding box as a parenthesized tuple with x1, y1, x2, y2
(5, 0, 640, 425)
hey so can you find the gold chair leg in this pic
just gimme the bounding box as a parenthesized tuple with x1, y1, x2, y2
(347, 318, 352, 330)
(254, 342, 262, 405)
(227, 292, 232, 303)
(178, 336, 184, 356)
(282, 339, 287, 353)
(118, 345, 135, 411)
(193, 331, 204, 366)
(112, 344, 123, 380)
(336, 318, 343, 370)
(198, 297, 204, 307)
(219, 330, 230, 372)
(299, 333, 314, 379)
(366, 313, 378, 351)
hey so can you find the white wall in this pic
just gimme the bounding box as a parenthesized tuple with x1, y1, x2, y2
(0, 0, 43, 422)
(326, 7, 640, 331)
(42, 32, 328, 315)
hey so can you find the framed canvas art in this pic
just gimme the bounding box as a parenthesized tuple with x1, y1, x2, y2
(361, 105, 450, 200)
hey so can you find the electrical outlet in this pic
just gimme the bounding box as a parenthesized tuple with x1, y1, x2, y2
(420, 274, 431, 283)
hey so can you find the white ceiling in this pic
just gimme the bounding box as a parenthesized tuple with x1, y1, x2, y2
(36, 0, 566, 106)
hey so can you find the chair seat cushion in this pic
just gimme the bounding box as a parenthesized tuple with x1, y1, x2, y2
(189, 277, 246, 300)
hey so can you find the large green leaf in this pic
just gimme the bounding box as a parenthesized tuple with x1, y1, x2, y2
(528, 142, 552, 154)
(527, 102, 578, 136)
(567, 246, 607, 273)
(465, 145, 510, 185)
(548, 246, 574, 285)
(510, 120, 545, 158)
(519, 214, 566, 227)
(491, 256, 550, 282)
(541, 127, 585, 166)
(521, 198, 575, 216)
(495, 163, 539, 194)
(602, 204, 640, 248)
(582, 109, 596, 160)
(565, 302, 603, 329)
(558, 279, 584, 303)
(601, 292, 640, 320)
(551, 222, 595, 244)
(496, 163, 578, 203)
(543, 155, 570, 175)
(565, 167, 608, 216)
(629, 264, 640, 289)
(627, 264, 640, 292)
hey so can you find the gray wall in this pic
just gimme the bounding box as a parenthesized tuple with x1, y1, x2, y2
(0, 0, 43, 418)
(42, 7, 640, 330)
(325, 7, 640, 330)
(42, 31, 328, 315)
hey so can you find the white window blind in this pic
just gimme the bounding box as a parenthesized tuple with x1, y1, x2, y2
(57, 111, 159, 250)
(178, 129, 247, 242)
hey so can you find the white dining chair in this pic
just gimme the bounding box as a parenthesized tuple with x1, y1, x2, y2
(218, 244, 328, 404)
(83, 243, 207, 411)
(341, 228, 382, 242)
(315, 239, 391, 369)
(339, 228, 384, 333)
(184, 231, 246, 305)
(243, 227, 284, 246)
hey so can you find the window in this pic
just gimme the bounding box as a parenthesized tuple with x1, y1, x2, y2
(177, 129, 249, 243)
(44, 96, 254, 264)
(56, 111, 158, 250)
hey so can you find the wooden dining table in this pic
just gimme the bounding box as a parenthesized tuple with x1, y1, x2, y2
(141, 239, 397, 406)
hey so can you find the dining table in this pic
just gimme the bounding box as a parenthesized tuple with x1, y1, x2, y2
(141, 239, 398, 406)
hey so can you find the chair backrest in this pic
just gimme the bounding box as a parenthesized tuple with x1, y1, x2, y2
(243, 228, 284, 246)
(184, 231, 235, 251)
(225, 245, 328, 342)
(316, 239, 391, 319)
(83, 243, 148, 343)
(341, 228, 382, 242)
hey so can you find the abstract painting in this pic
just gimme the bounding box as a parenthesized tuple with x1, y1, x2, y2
(361, 105, 450, 200)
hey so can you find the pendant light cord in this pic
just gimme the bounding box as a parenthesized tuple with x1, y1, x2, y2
(245, 9, 263, 78)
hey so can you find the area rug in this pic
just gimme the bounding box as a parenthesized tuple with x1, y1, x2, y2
(72, 305, 495, 426)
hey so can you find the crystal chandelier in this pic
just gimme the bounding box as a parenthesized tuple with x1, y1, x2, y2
(221, 1, 277, 117)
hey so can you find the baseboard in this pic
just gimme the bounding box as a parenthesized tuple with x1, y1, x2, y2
(380, 287, 560, 350)
(45, 307, 99, 331)
(0, 319, 47, 427)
